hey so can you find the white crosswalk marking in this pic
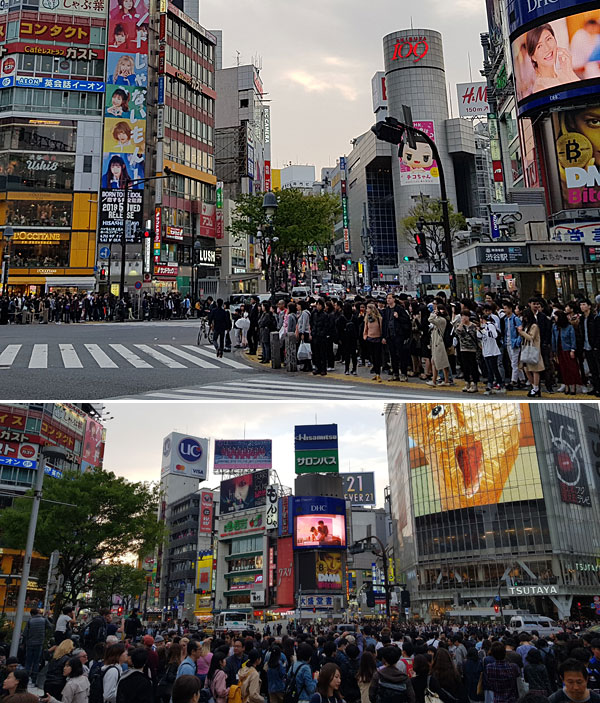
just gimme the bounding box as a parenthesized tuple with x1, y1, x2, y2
(182, 345, 249, 369)
(29, 344, 48, 368)
(158, 345, 218, 368)
(84, 344, 118, 368)
(60, 343, 83, 368)
(0, 344, 21, 366)
(134, 344, 186, 369)
(109, 344, 153, 368)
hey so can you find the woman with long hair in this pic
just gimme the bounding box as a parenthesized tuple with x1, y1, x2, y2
(44, 639, 75, 700)
(552, 309, 582, 395)
(430, 649, 467, 703)
(518, 307, 545, 397)
(313, 663, 344, 703)
(43, 657, 89, 703)
(357, 652, 377, 703)
(267, 646, 287, 703)
(363, 303, 383, 383)
(100, 644, 127, 703)
(523, 648, 552, 697)
(102, 155, 129, 189)
(2, 671, 29, 698)
(196, 639, 212, 686)
(157, 643, 182, 703)
(525, 24, 579, 95)
(206, 652, 229, 703)
(427, 303, 450, 387)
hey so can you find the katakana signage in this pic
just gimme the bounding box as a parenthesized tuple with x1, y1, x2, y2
(294, 423, 339, 474)
(19, 21, 92, 44)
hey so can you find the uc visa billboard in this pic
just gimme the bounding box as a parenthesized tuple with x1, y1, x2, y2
(161, 432, 209, 479)
(99, 0, 149, 244)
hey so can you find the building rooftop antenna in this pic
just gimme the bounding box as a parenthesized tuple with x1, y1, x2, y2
(235, 50, 240, 66)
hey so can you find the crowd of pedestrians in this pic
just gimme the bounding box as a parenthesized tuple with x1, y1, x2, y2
(2, 609, 599, 703)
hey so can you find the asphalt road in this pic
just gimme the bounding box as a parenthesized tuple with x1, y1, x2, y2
(0, 319, 549, 401)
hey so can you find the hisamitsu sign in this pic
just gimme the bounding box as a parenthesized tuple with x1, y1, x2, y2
(294, 423, 339, 474)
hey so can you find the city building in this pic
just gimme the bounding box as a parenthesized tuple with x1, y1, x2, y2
(279, 164, 315, 195)
(0, 0, 107, 294)
(386, 402, 600, 621)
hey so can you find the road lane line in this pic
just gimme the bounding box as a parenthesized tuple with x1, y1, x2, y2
(59, 343, 83, 368)
(0, 345, 21, 366)
(157, 345, 218, 368)
(134, 345, 186, 369)
(85, 344, 118, 368)
(109, 344, 153, 368)
(29, 345, 48, 368)
(182, 345, 250, 369)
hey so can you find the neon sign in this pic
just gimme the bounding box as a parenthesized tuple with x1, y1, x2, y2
(391, 36, 429, 63)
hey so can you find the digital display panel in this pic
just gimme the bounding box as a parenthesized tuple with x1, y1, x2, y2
(219, 469, 268, 514)
(294, 514, 346, 549)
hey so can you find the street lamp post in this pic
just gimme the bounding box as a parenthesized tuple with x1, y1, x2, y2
(372, 117, 457, 298)
(10, 443, 69, 656)
(2, 226, 14, 299)
(349, 535, 391, 622)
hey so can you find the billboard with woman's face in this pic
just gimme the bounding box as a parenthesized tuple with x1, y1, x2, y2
(511, 9, 600, 113)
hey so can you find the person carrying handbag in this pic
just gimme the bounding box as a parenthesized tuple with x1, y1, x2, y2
(518, 308, 545, 398)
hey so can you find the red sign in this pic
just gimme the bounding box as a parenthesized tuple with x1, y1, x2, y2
(381, 75, 387, 100)
(13, 43, 102, 59)
(0, 411, 27, 431)
(0, 442, 38, 461)
(20, 20, 91, 44)
(159, 14, 166, 40)
(199, 490, 214, 533)
(154, 264, 178, 278)
(264, 160, 271, 191)
(280, 495, 290, 536)
(276, 537, 294, 606)
(2, 58, 15, 75)
(200, 203, 215, 238)
(343, 229, 350, 254)
(269, 546, 275, 587)
(492, 160, 504, 183)
(391, 36, 429, 63)
(165, 226, 183, 241)
(154, 206, 162, 238)
(215, 209, 224, 240)
(82, 417, 103, 467)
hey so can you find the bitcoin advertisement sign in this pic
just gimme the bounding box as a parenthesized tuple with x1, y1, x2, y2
(406, 403, 542, 515)
(552, 104, 600, 209)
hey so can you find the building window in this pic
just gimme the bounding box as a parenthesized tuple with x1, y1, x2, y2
(240, 99, 249, 108)
(83, 155, 93, 173)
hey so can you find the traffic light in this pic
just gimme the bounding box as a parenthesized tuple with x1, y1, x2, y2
(143, 229, 152, 239)
(99, 267, 107, 282)
(415, 218, 428, 259)
(366, 588, 376, 608)
(117, 606, 123, 616)
(494, 604, 500, 613)
(400, 589, 410, 608)
(347, 259, 352, 266)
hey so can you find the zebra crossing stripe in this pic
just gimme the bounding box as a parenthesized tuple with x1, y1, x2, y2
(109, 343, 153, 368)
(0, 345, 21, 366)
(29, 344, 48, 368)
(134, 344, 186, 369)
(84, 344, 118, 368)
(60, 343, 83, 369)
(182, 345, 250, 369)
(157, 345, 219, 368)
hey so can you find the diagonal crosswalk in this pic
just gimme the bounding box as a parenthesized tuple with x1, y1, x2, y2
(0, 343, 251, 372)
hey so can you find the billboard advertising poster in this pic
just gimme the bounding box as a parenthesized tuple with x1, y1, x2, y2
(547, 410, 591, 507)
(316, 551, 343, 591)
(293, 496, 346, 549)
(266, 484, 279, 530)
(161, 432, 209, 479)
(456, 82, 489, 117)
(219, 469, 268, 514)
(399, 121, 439, 185)
(407, 403, 542, 514)
(294, 423, 339, 474)
(82, 417, 103, 468)
(552, 103, 600, 209)
(276, 537, 294, 606)
(213, 439, 272, 471)
(340, 472, 376, 505)
(199, 490, 214, 533)
(511, 9, 600, 113)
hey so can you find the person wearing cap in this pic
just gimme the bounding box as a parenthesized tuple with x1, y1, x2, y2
(142, 635, 159, 684)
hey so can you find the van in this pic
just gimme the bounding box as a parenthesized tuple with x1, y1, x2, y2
(509, 614, 563, 637)
(291, 286, 311, 299)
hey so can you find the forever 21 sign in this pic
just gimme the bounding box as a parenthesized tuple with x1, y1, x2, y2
(391, 36, 429, 63)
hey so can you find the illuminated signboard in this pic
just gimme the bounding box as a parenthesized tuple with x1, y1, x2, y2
(15, 76, 104, 92)
(19, 20, 92, 43)
(391, 35, 429, 62)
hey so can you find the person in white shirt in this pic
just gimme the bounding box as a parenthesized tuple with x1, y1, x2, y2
(55, 606, 76, 645)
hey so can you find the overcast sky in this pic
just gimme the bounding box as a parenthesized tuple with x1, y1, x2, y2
(103, 401, 389, 507)
(199, 0, 488, 173)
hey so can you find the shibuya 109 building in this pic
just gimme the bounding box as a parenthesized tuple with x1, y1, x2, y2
(386, 403, 600, 621)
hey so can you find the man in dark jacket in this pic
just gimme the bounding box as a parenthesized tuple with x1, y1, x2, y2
(382, 294, 412, 382)
(124, 611, 142, 642)
(116, 647, 153, 703)
(23, 608, 54, 686)
(310, 299, 330, 376)
(208, 298, 232, 358)
(580, 299, 600, 397)
(225, 639, 248, 686)
(369, 646, 415, 703)
(247, 296, 260, 356)
(85, 608, 111, 652)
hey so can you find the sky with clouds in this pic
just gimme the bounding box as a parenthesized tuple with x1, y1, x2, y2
(102, 401, 390, 507)
(199, 0, 488, 173)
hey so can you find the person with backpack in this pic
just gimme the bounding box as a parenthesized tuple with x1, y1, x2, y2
(206, 652, 229, 703)
(177, 641, 201, 679)
(123, 612, 142, 643)
(266, 647, 287, 703)
(116, 648, 153, 703)
(44, 640, 75, 700)
(311, 663, 344, 703)
(42, 656, 89, 703)
(368, 646, 415, 703)
(85, 610, 112, 654)
(95, 644, 127, 703)
(238, 650, 263, 703)
(341, 645, 361, 703)
(156, 643, 182, 703)
(288, 643, 317, 703)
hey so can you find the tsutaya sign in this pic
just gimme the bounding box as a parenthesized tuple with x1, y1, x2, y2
(508, 585, 558, 596)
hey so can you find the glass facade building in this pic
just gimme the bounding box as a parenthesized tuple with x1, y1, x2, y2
(386, 402, 600, 620)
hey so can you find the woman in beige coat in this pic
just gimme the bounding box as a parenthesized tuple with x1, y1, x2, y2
(518, 307, 545, 397)
(427, 304, 451, 387)
(239, 650, 264, 703)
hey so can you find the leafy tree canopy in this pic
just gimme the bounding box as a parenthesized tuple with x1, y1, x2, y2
(88, 563, 147, 610)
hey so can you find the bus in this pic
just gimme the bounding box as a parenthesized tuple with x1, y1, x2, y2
(214, 610, 256, 633)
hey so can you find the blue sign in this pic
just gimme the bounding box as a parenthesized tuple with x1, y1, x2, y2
(0, 76, 15, 89)
(339, 156, 346, 171)
(178, 437, 203, 463)
(0, 456, 37, 469)
(44, 466, 63, 479)
(158, 75, 165, 105)
(508, 0, 582, 36)
(490, 213, 501, 240)
(99, 246, 111, 259)
(293, 495, 346, 517)
(15, 77, 105, 93)
(294, 424, 338, 452)
(517, 77, 600, 116)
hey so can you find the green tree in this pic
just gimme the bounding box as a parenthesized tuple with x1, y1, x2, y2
(228, 189, 341, 277)
(399, 198, 467, 271)
(0, 469, 162, 618)
(88, 563, 147, 611)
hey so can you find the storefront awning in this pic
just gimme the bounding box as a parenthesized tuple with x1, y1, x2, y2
(46, 276, 97, 289)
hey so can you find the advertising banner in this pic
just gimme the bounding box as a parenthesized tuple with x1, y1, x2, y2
(547, 410, 591, 507)
(199, 490, 214, 533)
(0, 442, 38, 468)
(340, 472, 376, 505)
(316, 552, 343, 591)
(276, 537, 294, 606)
(293, 496, 346, 549)
(213, 439, 272, 471)
(581, 405, 600, 489)
(294, 423, 339, 474)
(38, 0, 106, 15)
(456, 82, 489, 117)
(511, 9, 600, 114)
(219, 469, 268, 514)
(278, 495, 292, 537)
(508, 0, 584, 35)
(266, 484, 279, 529)
(551, 222, 600, 244)
(81, 416, 104, 471)
(100, 0, 149, 245)
(406, 403, 541, 514)
(219, 511, 263, 537)
(161, 432, 209, 479)
(399, 120, 439, 185)
(552, 103, 600, 209)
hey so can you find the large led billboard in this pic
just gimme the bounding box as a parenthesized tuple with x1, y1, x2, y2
(406, 403, 543, 515)
(219, 469, 268, 514)
(293, 496, 346, 549)
(511, 9, 600, 114)
(213, 439, 272, 471)
(551, 102, 600, 208)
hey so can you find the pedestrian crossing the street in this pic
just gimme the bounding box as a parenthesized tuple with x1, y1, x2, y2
(0, 343, 250, 371)
(135, 376, 433, 400)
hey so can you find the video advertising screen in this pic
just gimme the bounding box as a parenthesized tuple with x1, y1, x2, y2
(219, 469, 268, 515)
(511, 9, 600, 112)
(294, 513, 346, 549)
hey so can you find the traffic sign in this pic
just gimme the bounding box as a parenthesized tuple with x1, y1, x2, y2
(134, 281, 142, 290)
(99, 247, 111, 259)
